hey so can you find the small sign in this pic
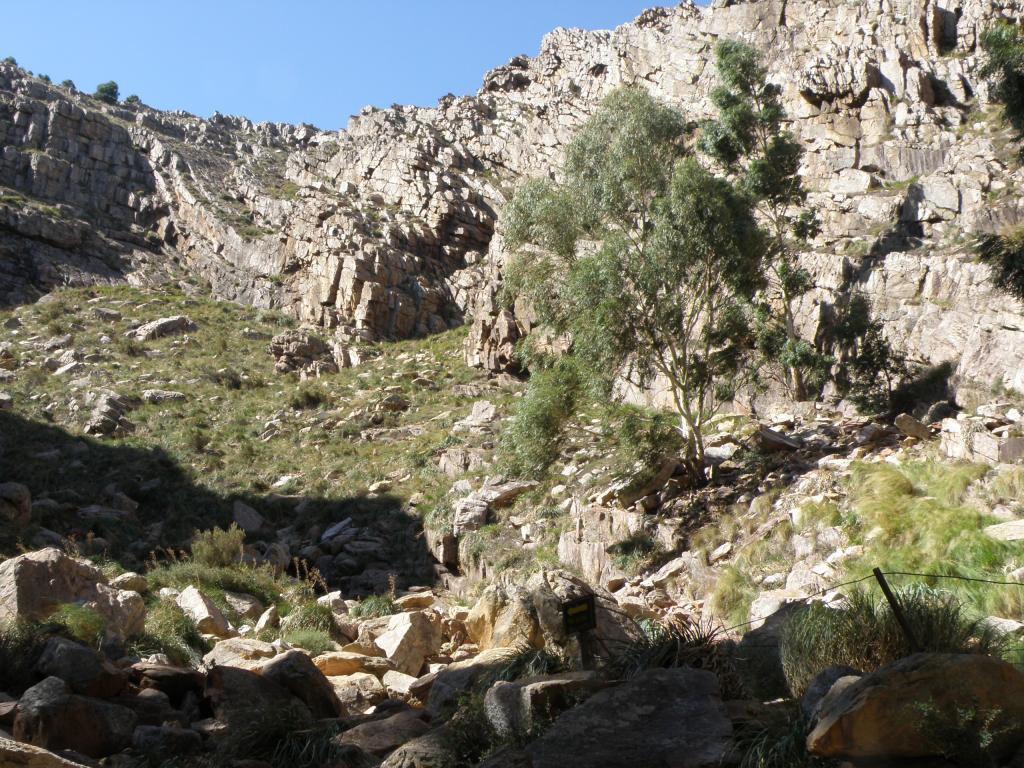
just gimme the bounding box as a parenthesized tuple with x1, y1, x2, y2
(562, 594, 597, 635)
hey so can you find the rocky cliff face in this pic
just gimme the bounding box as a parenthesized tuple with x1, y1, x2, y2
(3, 0, 1024, 389)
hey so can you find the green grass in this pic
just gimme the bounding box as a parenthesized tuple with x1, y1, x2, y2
(349, 593, 397, 619)
(48, 603, 105, 646)
(0, 620, 51, 693)
(781, 586, 1007, 697)
(129, 600, 208, 665)
(710, 565, 759, 628)
(0, 284, 516, 564)
(280, 628, 335, 656)
(147, 560, 283, 609)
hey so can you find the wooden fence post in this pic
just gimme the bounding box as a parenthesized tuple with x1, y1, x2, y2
(873, 567, 922, 653)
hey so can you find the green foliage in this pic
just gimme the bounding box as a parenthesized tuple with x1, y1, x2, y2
(612, 403, 685, 470)
(780, 586, 1006, 697)
(39, 74, 50, 84)
(349, 593, 397, 619)
(147, 560, 282, 607)
(0, 620, 50, 692)
(981, 22, 1024, 145)
(1, 56, 16, 66)
(94, 80, 120, 104)
(287, 601, 335, 633)
(700, 40, 825, 400)
(912, 700, 1017, 767)
(191, 523, 245, 567)
(130, 601, 206, 666)
(831, 294, 908, 414)
(498, 360, 579, 477)
(214, 699, 315, 763)
(710, 565, 759, 628)
(280, 628, 334, 656)
(287, 383, 328, 410)
(737, 716, 830, 768)
(504, 87, 766, 473)
(977, 227, 1024, 302)
(60, 79, 75, 89)
(48, 603, 105, 646)
(608, 617, 737, 693)
(270, 722, 364, 768)
(608, 531, 660, 575)
(124, 94, 141, 105)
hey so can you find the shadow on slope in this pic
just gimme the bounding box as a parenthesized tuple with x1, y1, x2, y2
(0, 411, 436, 597)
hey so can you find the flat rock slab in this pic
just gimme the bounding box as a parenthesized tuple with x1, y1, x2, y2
(520, 668, 731, 768)
(984, 520, 1024, 542)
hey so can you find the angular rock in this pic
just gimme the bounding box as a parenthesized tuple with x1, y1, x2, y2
(808, 653, 1024, 760)
(259, 649, 344, 718)
(374, 611, 443, 676)
(14, 677, 138, 758)
(520, 669, 731, 767)
(176, 585, 233, 638)
(337, 710, 430, 757)
(35, 637, 128, 698)
(126, 316, 197, 342)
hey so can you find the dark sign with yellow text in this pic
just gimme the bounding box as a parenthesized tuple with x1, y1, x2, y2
(561, 594, 597, 635)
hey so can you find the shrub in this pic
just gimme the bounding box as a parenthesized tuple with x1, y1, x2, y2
(737, 716, 826, 768)
(498, 362, 579, 478)
(0, 620, 50, 692)
(130, 601, 206, 666)
(124, 94, 141, 105)
(60, 79, 75, 89)
(1, 56, 16, 66)
(288, 384, 327, 410)
(214, 699, 314, 762)
(48, 603, 105, 646)
(191, 524, 245, 567)
(710, 565, 759, 629)
(269, 722, 356, 768)
(287, 601, 335, 633)
(280, 628, 334, 657)
(608, 617, 736, 688)
(977, 227, 1024, 302)
(147, 560, 281, 607)
(94, 80, 120, 104)
(780, 586, 1006, 697)
(608, 531, 660, 576)
(349, 593, 397, 619)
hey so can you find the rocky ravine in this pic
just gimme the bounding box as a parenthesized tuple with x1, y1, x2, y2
(5, 0, 1024, 392)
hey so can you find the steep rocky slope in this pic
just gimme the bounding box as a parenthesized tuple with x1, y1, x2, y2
(5, 0, 1024, 394)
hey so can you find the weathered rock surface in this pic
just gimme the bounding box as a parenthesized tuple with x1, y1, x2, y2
(807, 653, 1024, 760)
(258, 649, 344, 718)
(14, 677, 138, 758)
(3, 0, 1023, 399)
(508, 668, 731, 768)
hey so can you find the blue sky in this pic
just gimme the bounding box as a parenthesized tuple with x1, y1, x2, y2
(1, 1, 676, 131)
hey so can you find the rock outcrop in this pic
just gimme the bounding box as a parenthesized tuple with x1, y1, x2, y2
(4, 0, 1024, 394)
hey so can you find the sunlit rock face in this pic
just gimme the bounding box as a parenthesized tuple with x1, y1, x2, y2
(3, 0, 1024, 389)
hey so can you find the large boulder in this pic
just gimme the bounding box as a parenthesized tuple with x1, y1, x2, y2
(0, 549, 143, 639)
(14, 677, 138, 758)
(807, 653, 1024, 761)
(314, 651, 394, 677)
(35, 637, 128, 698)
(327, 672, 387, 711)
(0, 549, 104, 623)
(426, 647, 521, 718)
(374, 611, 443, 676)
(512, 669, 731, 768)
(466, 570, 641, 655)
(484, 672, 608, 739)
(205, 665, 313, 728)
(258, 649, 344, 718)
